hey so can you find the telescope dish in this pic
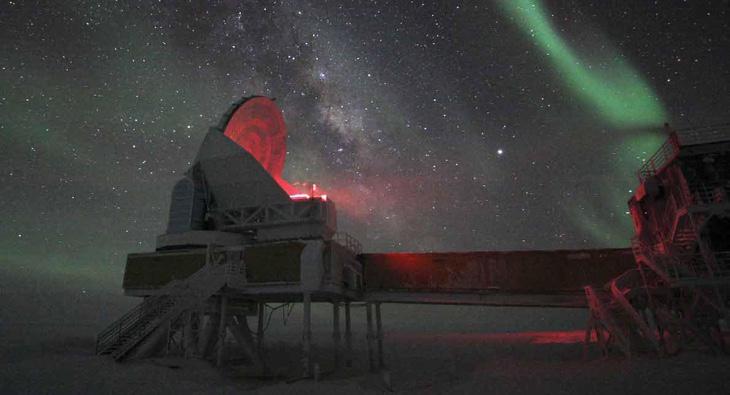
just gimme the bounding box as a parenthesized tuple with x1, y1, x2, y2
(223, 97, 287, 179)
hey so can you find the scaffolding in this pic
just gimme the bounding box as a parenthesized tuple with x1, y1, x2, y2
(586, 125, 730, 357)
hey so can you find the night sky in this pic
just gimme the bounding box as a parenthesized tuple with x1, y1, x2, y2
(2, 1, 729, 289)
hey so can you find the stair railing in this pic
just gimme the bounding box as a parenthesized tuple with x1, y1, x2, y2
(334, 232, 363, 255)
(95, 293, 170, 354)
(96, 245, 229, 355)
(609, 269, 662, 352)
(108, 254, 230, 360)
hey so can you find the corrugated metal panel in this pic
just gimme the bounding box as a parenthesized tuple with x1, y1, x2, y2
(361, 248, 635, 293)
(245, 242, 304, 283)
(123, 249, 206, 290)
(123, 242, 307, 290)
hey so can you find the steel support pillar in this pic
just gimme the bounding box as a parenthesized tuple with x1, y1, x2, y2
(366, 302, 376, 372)
(375, 302, 385, 369)
(345, 301, 353, 368)
(199, 312, 220, 358)
(216, 296, 228, 367)
(257, 302, 265, 353)
(183, 311, 198, 358)
(333, 301, 341, 370)
(229, 314, 264, 370)
(302, 292, 312, 377)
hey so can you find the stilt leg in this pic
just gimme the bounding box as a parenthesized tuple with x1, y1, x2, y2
(229, 315, 264, 370)
(333, 301, 341, 370)
(596, 324, 607, 356)
(366, 302, 376, 372)
(302, 292, 312, 377)
(216, 296, 228, 367)
(375, 302, 385, 369)
(583, 315, 595, 359)
(165, 320, 172, 356)
(345, 301, 353, 368)
(183, 311, 195, 358)
(257, 302, 265, 353)
(197, 314, 208, 356)
(200, 312, 220, 358)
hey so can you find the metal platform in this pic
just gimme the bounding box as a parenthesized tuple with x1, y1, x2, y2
(364, 290, 587, 308)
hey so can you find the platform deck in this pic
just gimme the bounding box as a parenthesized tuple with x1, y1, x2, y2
(364, 289, 587, 308)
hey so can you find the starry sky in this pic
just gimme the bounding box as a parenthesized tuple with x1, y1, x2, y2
(2, 1, 729, 289)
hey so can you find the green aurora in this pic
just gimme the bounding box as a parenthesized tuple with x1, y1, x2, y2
(500, 0, 669, 245)
(500, 0, 667, 128)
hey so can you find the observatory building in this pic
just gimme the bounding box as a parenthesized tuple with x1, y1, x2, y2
(96, 98, 729, 378)
(97, 97, 363, 375)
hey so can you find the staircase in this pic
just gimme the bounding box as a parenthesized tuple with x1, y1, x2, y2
(96, 260, 228, 361)
(609, 271, 661, 352)
(584, 285, 632, 357)
(672, 228, 696, 251)
(584, 270, 663, 357)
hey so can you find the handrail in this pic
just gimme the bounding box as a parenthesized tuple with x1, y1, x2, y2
(687, 181, 729, 205)
(95, 294, 169, 354)
(662, 191, 680, 244)
(609, 270, 661, 352)
(333, 232, 363, 255)
(675, 123, 730, 146)
(95, 246, 232, 355)
(636, 123, 730, 182)
(584, 285, 631, 357)
(637, 133, 680, 182)
(659, 250, 730, 282)
(630, 236, 672, 284)
(210, 199, 330, 229)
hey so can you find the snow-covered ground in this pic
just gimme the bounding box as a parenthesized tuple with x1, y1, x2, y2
(2, 269, 730, 394)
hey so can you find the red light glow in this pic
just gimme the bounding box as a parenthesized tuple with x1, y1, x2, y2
(223, 97, 287, 178)
(222, 97, 320, 198)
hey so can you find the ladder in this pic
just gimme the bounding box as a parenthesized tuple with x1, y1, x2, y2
(96, 259, 228, 361)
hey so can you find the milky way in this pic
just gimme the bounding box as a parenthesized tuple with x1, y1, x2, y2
(1, 1, 729, 288)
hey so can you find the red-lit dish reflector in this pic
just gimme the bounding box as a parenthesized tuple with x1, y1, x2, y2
(223, 97, 286, 176)
(221, 97, 303, 196)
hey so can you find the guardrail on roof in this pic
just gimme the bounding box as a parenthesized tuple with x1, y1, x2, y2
(334, 232, 363, 255)
(675, 123, 730, 146)
(636, 123, 730, 182)
(637, 132, 680, 182)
